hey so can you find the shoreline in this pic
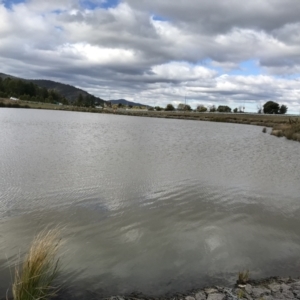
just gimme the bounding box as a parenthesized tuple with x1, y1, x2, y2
(1, 98, 299, 142)
(102, 276, 300, 300)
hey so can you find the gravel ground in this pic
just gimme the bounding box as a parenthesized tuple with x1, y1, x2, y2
(106, 277, 300, 300)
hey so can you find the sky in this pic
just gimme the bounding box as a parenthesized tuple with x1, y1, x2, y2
(1, 0, 300, 113)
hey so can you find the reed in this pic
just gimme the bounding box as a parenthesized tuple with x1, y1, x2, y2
(12, 229, 61, 300)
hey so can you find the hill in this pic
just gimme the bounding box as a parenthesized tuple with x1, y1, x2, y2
(30, 79, 105, 105)
(0, 73, 106, 105)
(110, 99, 151, 107)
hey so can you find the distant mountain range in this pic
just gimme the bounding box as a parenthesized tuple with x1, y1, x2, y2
(0, 73, 106, 105)
(110, 99, 151, 107)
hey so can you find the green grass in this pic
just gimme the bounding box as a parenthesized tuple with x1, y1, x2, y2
(12, 229, 62, 300)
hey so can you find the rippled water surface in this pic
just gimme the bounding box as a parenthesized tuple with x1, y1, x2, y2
(0, 109, 300, 298)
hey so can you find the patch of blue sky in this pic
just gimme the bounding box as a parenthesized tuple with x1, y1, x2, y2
(199, 58, 223, 74)
(2, 0, 25, 9)
(55, 26, 63, 32)
(51, 9, 66, 14)
(80, 0, 119, 10)
(273, 73, 300, 80)
(151, 14, 169, 22)
(228, 60, 261, 76)
(201, 59, 261, 76)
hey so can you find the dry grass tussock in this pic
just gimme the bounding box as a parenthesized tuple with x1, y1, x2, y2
(283, 123, 300, 142)
(237, 270, 250, 285)
(272, 121, 300, 142)
(12, 229, 62, 300)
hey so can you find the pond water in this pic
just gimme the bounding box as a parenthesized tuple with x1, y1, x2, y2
(0, 109, 300, 298)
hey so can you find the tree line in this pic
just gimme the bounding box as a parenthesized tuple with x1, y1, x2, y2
(0, 77, 103, 108)
(160, 101, 288, 114)
(73, 93, 103, 108)
(0, 77, 69, 105)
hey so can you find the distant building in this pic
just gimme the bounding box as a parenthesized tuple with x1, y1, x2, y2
(10, 97, 19, 101)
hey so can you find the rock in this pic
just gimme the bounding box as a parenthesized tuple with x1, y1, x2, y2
(281, 283, 291, 292)
(272, 292, 285, 299)
(281, 290, 295, 299)
(223, 287, 235, 300)
(268, 284, 281, 293)
(245, 284, 252, 295)
(207, 293, 225, 300)
(205, 288, 219, 295)
(292, 289, 300, 298)
(195, 291, 207, 300)
(292, 281, 300, 289)
(186, 297, 196, 300)
(251, 287, 270, 298)
(262, 296, 275, 300)
(244, 293, 253, 300)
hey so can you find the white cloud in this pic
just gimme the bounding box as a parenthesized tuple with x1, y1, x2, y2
(58, 43, 138, 65)
(151, 62, 216, 81)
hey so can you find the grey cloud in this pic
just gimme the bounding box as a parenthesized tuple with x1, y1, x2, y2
(126, 0, 300, 34)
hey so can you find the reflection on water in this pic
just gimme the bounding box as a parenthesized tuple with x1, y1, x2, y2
(0, 109, 300, 298)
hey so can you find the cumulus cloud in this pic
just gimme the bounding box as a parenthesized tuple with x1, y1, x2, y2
(0, 0, 300, 113)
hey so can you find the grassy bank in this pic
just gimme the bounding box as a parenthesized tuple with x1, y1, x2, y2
(271, 122, 300, 142)
(1, 97, 299, 142)
(0, 98, 103, 113)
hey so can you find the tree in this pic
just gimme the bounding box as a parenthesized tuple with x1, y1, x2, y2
(233, 108, 238, 113)
(257, 103, 262, 114)
(196, 105, 207, 112)
(263, 101, 280, 114)
(279, 104, 288, 114)
(61, 97, 69, 105)
(75, 93, 84, 106)
(154, 106, 162, 111)
(177, 103, 191, 111)
(177, 103, 185, 111)
(217, 105, 232, 113)
(165, 104, 175, 111)
(209, 105, 217, 112)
